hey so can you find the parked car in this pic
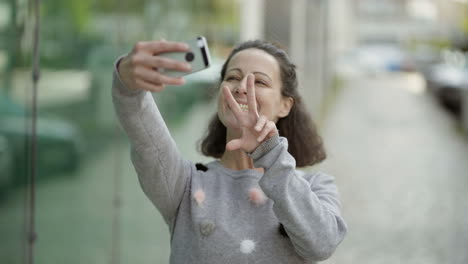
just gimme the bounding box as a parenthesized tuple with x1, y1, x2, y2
(0, 134, 13, 191)
(0, 93, 84, 185)
(336, 43, 416, 78)
(424, 50, 468, 117)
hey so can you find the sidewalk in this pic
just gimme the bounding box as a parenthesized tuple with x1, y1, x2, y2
(318, 73, 468, 264)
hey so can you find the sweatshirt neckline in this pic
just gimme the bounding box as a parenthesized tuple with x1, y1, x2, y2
(207, 160, 263, 179)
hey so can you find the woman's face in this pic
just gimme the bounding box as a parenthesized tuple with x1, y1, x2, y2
(217, 48, 293, 130)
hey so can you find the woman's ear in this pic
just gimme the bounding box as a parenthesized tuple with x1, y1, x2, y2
(278, 97, 294, 118)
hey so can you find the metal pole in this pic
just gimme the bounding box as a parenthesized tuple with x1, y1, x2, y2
(26, 0, 41, 262)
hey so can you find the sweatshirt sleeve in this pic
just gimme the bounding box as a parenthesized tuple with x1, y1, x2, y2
(250, 134, 347, 261)
(111, 57, 193, 229)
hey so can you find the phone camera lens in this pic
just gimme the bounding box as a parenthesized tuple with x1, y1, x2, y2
(185, 52, 195, 62)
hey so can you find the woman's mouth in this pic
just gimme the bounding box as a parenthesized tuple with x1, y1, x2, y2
(239, 103, 249, 112)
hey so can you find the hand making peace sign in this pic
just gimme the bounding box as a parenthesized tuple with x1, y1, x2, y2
(223, 74, 279, 154)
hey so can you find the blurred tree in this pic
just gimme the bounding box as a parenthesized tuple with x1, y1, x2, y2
(94, 0, 148, 13)
(462, 5, 468, 36)
(191, 0, 239, 44)
(42, 0, 92, 33)
(1, 0, 24, 96)
(39, 0, 105, 68)
(143, 0, 238, 42)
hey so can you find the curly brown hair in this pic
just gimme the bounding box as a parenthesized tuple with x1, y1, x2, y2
(199, 40, 326, 167)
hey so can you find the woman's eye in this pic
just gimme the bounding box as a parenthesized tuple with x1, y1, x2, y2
(226, 76, 240, 81)
(255, 80, 267, 86)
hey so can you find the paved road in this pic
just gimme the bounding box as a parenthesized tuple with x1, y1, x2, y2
(1, 73, 467, 263)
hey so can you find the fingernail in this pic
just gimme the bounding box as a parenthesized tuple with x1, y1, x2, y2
(255, 126, 260, 131)
(257, 137, 262, 142)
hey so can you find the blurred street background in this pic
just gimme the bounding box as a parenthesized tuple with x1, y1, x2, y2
(1, 0, 468, 263)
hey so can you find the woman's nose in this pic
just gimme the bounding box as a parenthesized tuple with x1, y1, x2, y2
(234, 77, 248, 94)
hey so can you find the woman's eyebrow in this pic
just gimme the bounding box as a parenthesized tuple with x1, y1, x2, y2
(226, 68, 242, 74)
(226, 68, 272, 82)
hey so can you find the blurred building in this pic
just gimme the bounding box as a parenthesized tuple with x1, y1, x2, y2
(354, 0, 468, 44)
(434, 0, 468, 48)
(239, 0, 355, 118)
(237, 0, 467, 118)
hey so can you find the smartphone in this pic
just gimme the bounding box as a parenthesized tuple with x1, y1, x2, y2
(159, 36, 211, 77)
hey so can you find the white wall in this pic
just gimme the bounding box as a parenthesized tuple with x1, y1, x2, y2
(239, 0, 265, 41)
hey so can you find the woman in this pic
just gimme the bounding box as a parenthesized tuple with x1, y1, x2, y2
(112, 39, 347, 263)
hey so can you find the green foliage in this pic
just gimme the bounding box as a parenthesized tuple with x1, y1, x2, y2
(191, 0, 239, 29)
(38, 0, 104, 68)
(42, 0, 92, 33)
(93, 0, 149, 13)
(462, 16, 468, 35)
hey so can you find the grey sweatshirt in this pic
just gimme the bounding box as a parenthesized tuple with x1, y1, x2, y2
(112, 63, 347, 264)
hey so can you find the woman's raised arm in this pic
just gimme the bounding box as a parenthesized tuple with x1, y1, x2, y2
(112, 40, 195, 230)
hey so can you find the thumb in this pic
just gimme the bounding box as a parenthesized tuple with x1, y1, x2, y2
(226, 139, 243, 151)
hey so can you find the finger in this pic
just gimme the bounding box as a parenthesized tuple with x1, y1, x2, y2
(246, 74, 258, 115)
(135, 66, 186, 86)
(254, 115, 268, 132)
(257, 121, 276, 142)
(134, 40, 189, 55)
(268, 128, 278, 138)
(154, 56, 192, 72)
(135, 79, 165, 92)
(226, 139, 243, 151)
(223, 86, 244, 120)
(134, 54, 191, 72)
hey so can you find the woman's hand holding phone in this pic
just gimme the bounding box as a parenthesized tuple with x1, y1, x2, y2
(118, 40, 193, 93)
